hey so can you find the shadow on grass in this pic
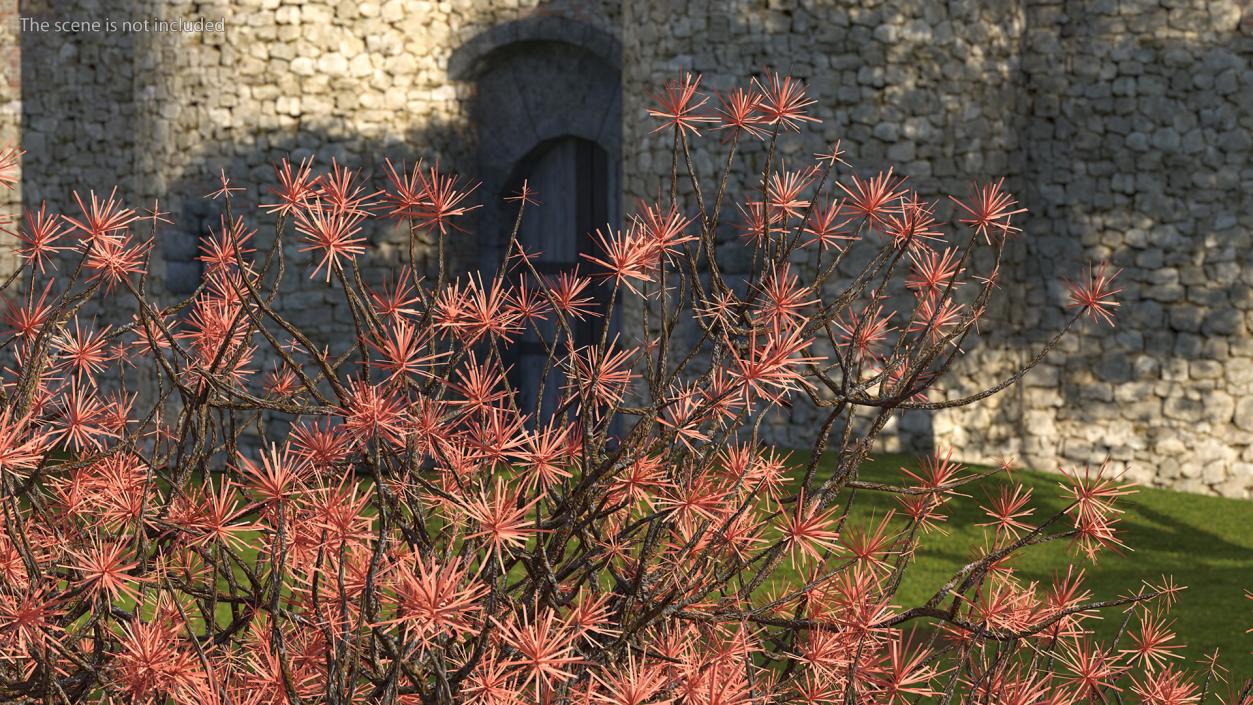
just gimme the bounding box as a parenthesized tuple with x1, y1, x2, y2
(786, 451, 1253, 676)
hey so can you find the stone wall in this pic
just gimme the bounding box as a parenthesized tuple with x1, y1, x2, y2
(622, 0, 1031, 459)
(623, 0, 1252, 497)
(0, 0, 18, 275)
(14, 0, 620, 367)
(4, 0, 1252, 496)
(1009, 0, 1251, 498)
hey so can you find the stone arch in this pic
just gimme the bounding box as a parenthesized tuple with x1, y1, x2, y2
(447, 16, 621, 82)
(463, 36, 621, 271)
(456, 23, 622, 419)
(501, 135, 615, 418)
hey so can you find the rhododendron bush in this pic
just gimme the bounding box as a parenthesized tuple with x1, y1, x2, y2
(0, 74, 1241, 705)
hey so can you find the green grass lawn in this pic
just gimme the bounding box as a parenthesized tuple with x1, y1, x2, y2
(776, 451, 1252, 677)
(169, 452, 1251, 677)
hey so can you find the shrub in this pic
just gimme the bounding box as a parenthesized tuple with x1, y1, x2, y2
(0, 74, 1241, 705)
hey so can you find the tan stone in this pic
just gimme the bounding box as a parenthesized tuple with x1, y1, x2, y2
(4, 0, 1248, 499)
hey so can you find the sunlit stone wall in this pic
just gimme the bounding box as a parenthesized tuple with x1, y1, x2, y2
(623, 0, 1252, 497)
(3, 0, 1250, 496)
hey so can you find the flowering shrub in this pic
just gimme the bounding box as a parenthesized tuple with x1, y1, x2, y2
(0, 74, 1241, 704)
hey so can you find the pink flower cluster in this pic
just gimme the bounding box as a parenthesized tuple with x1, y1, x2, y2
(0, 74, 1233, 705)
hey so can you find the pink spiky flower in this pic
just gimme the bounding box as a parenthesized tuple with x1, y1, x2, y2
(715, 87, 767, 140)
(976, 484, 1036, 541)
(236, 442, 311, 507)
(0, 407, 48, 480)
(591, 651, 670, 705)
(463, 477, 542, 564)
(293, 199, 368, 282)
(52, 319, 114, 384)
(341, 379, 409, 446)
(413, 163, 481, 235)
(1066, 262, 1122, 326)
(111, 619, 205, 703)
(15, 202, 68, 273)
(1122, 613, 1185, 673)
(0, 147, 21, 189)
(777, 491, 842, 568)
(949, 177, 1028, 243)
(63, 188, 139, 244)
(1130, 666, 1201, 705)
(495, 603, 584, 700)
(319, 157, 381, 215)
(61, 538, 146, 603)
(872, 633, 941, 705)
(379, 554, 487, 644)
(838, 168, 908, 229)
(197, 214, 256, 275)
(0, 588, 63, 668)
(907, 246, 964, 298)
(583, 226, 655, 295)
(264, 155, 321, 216)
(84, 231, 152, 290)
(752, 72, 820, 132)
(1057, 638, 1125, 700)
(648, 72, 718, 137)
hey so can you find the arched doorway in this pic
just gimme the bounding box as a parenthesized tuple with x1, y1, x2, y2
(454, 20, 622, 423)
(504, 137, 614, 419)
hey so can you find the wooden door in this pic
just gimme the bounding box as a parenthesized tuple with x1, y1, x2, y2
(506, 137, 612, 422)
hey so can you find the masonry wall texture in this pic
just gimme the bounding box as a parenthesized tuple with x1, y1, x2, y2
(2, 0, 1250, 496)
(0, 0, 18, 269)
